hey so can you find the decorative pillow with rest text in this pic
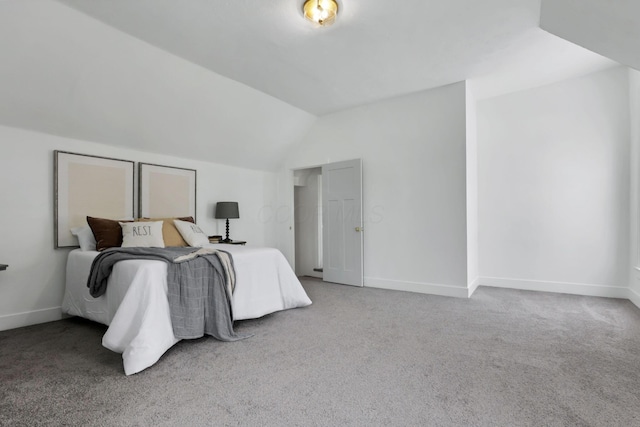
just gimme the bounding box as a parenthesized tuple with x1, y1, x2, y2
(173, 219, 209, 247)
(120, 221, 165, 248)
(136, 216, 195, 247)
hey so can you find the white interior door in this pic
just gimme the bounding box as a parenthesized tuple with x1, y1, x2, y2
(322, 159, 363, 286)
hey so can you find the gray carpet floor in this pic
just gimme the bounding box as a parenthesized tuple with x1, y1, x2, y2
(1, 278, 640, 427)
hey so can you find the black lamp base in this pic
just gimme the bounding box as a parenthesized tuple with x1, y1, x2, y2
(223, 218, 232, 243)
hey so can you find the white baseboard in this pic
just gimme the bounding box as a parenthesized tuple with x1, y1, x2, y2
(365, 277, 469, 298)
(628, 287, 640, 309)
(467, 276, 480, 297)
(479, 276, 628, 299)
(0, 306, 63, 332)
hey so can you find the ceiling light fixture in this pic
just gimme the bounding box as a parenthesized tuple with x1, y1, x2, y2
(303, 0, 338, 27)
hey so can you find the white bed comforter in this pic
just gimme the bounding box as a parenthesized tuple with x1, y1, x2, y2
(62, 245, 311, 375)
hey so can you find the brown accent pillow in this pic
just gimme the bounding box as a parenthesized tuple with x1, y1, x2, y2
(87, 216, 133, 251)
(136, 217, 195, 247)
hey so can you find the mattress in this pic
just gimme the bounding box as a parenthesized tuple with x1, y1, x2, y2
(62, 245, 311, 375)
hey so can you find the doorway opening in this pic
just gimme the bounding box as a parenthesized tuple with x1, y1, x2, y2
(294, 167, 323, 279)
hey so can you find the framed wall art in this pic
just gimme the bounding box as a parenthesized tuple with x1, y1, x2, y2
(138, 163, 197, 220)
(54, 150, 135, 248)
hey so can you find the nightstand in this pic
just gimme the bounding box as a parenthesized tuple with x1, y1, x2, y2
(224, 240, 246, 245)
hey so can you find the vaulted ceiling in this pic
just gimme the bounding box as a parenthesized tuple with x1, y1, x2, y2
(57, 0, 616, 115)
(0, 0, 632, 171)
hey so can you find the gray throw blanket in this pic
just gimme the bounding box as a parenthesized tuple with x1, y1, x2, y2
(87, 247, 250, 341)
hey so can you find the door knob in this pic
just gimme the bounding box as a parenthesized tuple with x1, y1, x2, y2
(355, 227, 362, 232)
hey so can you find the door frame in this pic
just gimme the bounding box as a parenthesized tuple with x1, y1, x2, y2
(292, 166, 323, 279)
(289, 160, 363, 284)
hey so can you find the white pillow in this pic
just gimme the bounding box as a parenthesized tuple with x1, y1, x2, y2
(173, 219, 209, 247)
(119, 221, 165, 248)
(70, 226, 97, 251)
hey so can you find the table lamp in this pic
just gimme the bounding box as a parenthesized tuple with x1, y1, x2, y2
(215, 202, 239, 243)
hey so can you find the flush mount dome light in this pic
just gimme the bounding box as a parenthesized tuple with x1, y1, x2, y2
(303, 0, 339, 27)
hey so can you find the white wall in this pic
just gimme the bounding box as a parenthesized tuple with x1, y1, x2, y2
(465, 82, 479, 292)
(294, 168, 322, 278)
(478, 67, 631, 297)
(279, 82, 470, 297)
(629, 69, 640, 307)
(0, 125, 278, 331)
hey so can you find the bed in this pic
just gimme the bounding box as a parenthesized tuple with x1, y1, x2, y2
(62, 244, 312, 375)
